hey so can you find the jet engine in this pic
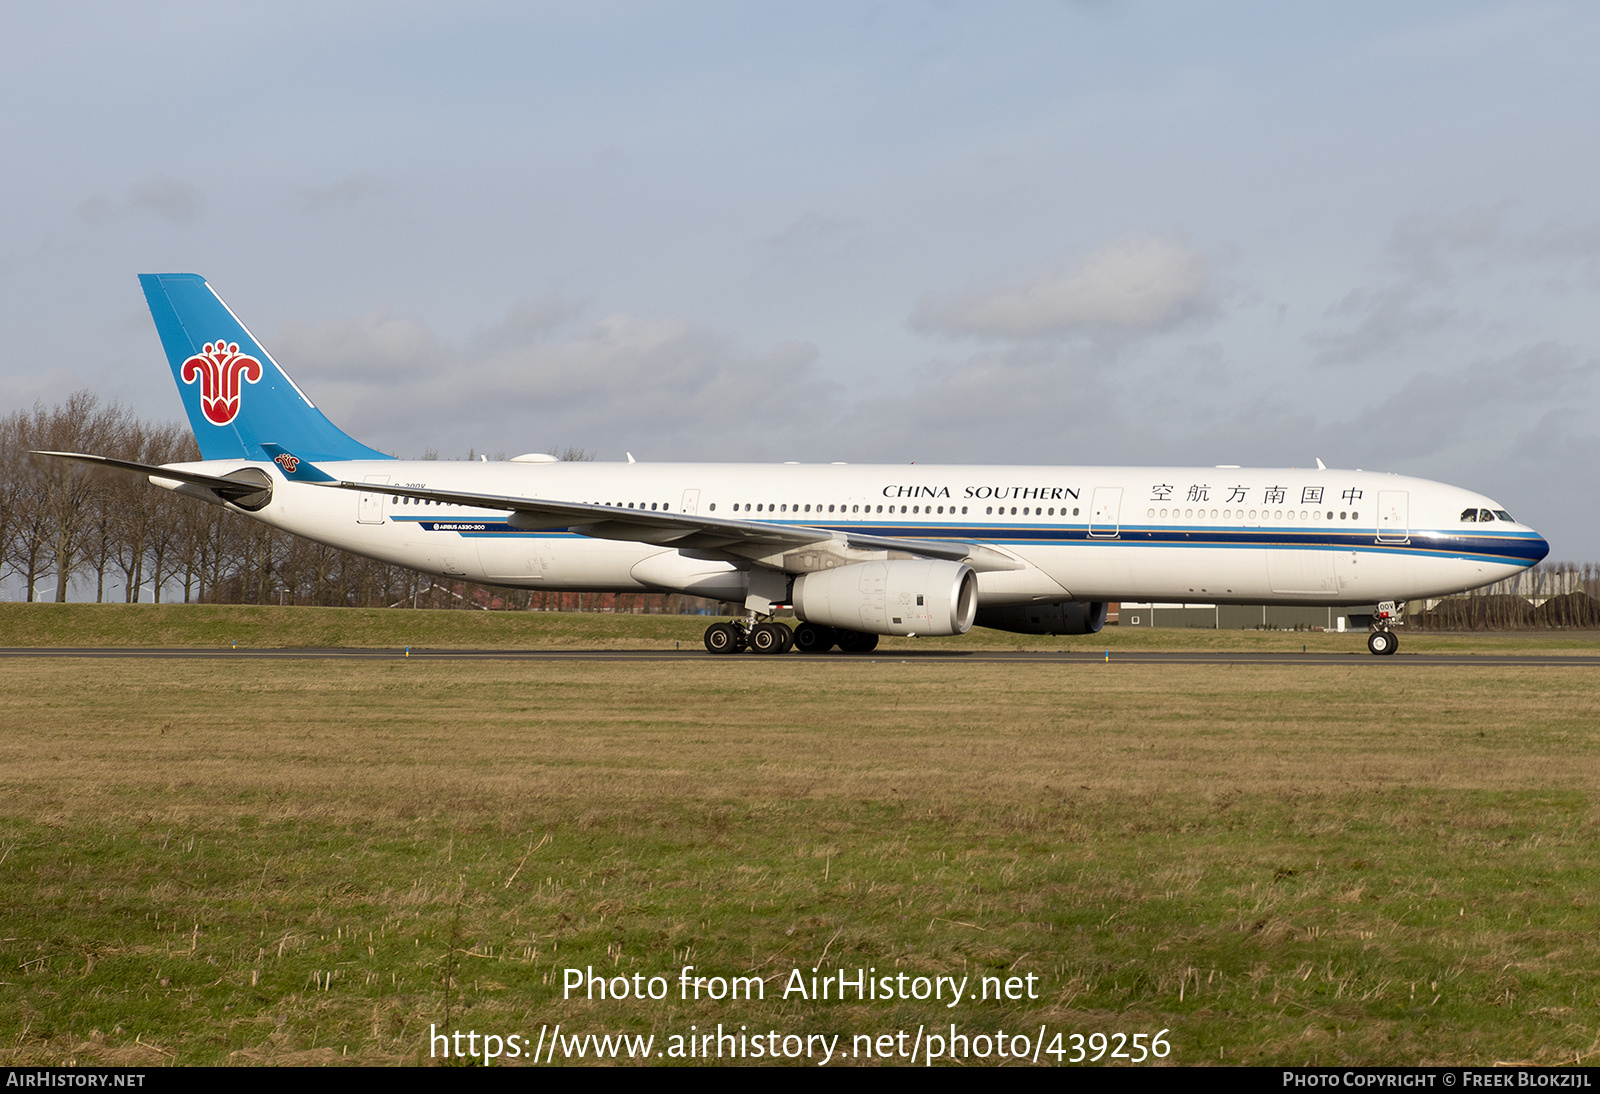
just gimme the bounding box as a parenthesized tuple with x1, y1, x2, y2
(791, 559, 978, 637)
(975, 600, 1108, 635)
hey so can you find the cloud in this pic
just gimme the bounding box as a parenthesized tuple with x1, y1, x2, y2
(1308, 284, 1457, 365)
(128, 176, 203, 222)
(469, 296, 586, 355)
(293, 174, 390, 214)
(272, 312, 443, 380)
(267, 303, 839, 461)
(1388, 204, 1506, 281)
(1311, 204, 1600, 365)
(910, 234, 1213, 340)
(77, 176, 204, 225)
(764, 211, 860, 262)
(1350, 344, 1587, 455)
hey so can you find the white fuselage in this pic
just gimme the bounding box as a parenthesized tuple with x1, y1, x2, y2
(164, 459, 1547, 608)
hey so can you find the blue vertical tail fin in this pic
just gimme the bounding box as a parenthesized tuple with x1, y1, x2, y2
(139, 273, 392, 462)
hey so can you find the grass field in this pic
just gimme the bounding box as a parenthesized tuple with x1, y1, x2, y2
(5, 602, 1600, 655)
(3, 611, 1600, 1066)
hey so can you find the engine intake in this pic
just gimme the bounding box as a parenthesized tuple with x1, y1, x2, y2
(792, 559, 977, 637)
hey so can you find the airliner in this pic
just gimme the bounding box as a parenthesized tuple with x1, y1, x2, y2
(40, 273, 1549, 656)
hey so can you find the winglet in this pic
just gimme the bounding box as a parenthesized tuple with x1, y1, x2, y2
(260, 443, 336, 482)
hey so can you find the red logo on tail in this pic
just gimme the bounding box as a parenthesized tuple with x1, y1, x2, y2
(273, 453, 300, 474)
(181, 341, 262, 426)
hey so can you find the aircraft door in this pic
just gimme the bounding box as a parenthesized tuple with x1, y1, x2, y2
(680, 488, 700, 515)
(1376, 491, 1409, 543)
(357, 476, 388, 524)
(1089, 487, 1123, 538)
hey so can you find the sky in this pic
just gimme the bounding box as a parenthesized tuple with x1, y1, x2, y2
(4, 1, 1600, 559)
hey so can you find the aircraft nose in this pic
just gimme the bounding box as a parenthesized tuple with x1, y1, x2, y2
(1529, 532, 1550, 565)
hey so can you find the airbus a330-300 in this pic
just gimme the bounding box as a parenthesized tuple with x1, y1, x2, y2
(40, 274, 1549, 656)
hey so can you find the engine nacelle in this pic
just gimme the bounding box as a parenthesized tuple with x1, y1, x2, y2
(975, 600, 1108, 635)
(792, 559, 978, 637)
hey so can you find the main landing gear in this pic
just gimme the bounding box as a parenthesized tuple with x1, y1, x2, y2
(791, 622, 878, 654)
(702, 618, 880, 655)
(703, 617, 793, 655)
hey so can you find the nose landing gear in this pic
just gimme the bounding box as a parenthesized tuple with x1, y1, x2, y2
(1366, 600, 1402, 655)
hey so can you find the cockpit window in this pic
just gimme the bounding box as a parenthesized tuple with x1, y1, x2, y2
(1460, 508, 1480, 522)
(1494, 510, 1515, 522)
(1479, 509, 1495, 522)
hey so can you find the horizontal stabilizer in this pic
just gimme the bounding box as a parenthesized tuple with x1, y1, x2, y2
(31, 451, 274, 504)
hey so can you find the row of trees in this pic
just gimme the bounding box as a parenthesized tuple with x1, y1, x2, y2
(4, 392, 1596, 625)
(0, 393, 719, 612)
(1, 394, 193, 604)
(1409, 561, 1600, 629)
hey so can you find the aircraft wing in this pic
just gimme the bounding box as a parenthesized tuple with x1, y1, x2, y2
(324, 479, 1025, 572)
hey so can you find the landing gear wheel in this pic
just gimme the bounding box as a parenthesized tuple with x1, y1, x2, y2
(749, 621, 792, 655)
(704, 622, 743, 655)
(793, 622, 837, 654)
(835, 629, 880, 654)
(1367, 630, 1398, 656)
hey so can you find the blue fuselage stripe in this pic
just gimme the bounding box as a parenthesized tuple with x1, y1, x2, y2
(388, 517, 1543, 566)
